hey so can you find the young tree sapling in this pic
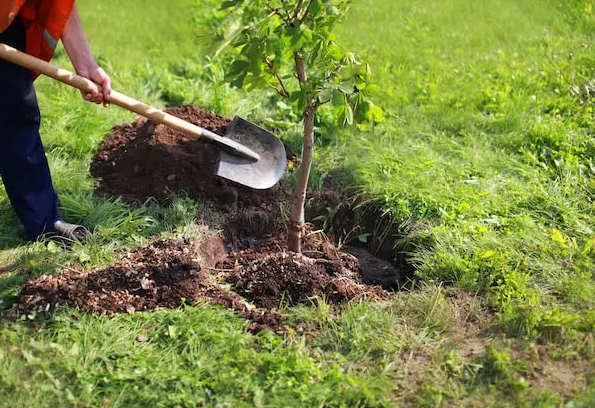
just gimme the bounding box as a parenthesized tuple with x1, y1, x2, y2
(214, 0, 383, 252)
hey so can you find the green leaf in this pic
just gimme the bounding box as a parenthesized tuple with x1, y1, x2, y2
(290, 91, 303, 103)
(358, 62, 373, 82)
(290, 91, 306, 112)
(327, 5, 340, 16)
(551, 228, 568, 248)
(345, 103, 354, 125)
(225, 60, 250, 79)
(308, 0, 321, 18)
(337, 81, 355, 94)
(244, 73, 267, 91)
(220, 0, 243, 9)
(366, 101, 385, 123)
(319, 86, 333, 103)
(225, 59, 250, 88)
(328, 43, 344, 61)
(331, 89, 345, 106)
(481, 250, 498, 259)
(335, 103, 353, 126)
(582, 236, 595, 255)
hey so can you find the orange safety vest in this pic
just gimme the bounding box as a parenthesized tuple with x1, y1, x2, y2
(1, 0, 74, 72)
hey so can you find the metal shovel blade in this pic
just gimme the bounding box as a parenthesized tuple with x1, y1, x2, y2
(215, 116, 287, 190)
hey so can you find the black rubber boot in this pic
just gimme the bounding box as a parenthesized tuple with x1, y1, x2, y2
(18, 221, 89, 243)
(52, 221, 89, 242)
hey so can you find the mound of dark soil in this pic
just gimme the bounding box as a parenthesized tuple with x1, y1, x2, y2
(90, 105, 286, 207)
(227, 252, 383, 309)
(220, 230, 385, 309)
(17, 235, 286, 332)
(14, 231, 384, 332)
(19, 236, 240, 315)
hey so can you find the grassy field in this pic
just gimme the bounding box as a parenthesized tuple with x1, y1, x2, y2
(1, 0, 595, 406)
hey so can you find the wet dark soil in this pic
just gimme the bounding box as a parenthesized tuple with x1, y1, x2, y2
(90, 105, 287, 207)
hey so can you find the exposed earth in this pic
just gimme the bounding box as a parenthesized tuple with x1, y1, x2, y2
(17, 231, 385, 333)
(12, 105, 398, 332)
(90, 105, 289, 207)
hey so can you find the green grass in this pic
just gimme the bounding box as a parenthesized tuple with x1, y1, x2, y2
(330, 0, 595, 338)
(2, 0, 595, 406)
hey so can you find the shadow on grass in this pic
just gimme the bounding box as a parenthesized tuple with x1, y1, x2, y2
(0, 203, 25, 251)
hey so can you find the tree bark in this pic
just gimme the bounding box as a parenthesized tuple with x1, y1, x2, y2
(288, 53, 315, 253)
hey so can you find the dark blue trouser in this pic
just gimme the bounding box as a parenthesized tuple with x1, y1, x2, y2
(0, 17, 60, 239)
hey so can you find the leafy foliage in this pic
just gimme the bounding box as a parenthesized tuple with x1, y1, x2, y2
(212, 0, 383, 125)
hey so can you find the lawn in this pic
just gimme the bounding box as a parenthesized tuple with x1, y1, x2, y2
(1, 0, 595, 406)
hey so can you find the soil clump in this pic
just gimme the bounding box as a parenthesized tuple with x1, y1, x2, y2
(90, 105, 286, 208)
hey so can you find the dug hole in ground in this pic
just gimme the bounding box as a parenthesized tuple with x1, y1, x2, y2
(13, 105, 402, 333)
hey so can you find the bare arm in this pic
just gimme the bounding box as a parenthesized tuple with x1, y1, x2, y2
(61, 4, 111, 106)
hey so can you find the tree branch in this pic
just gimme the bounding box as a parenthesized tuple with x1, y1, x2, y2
(299, 0, 315, 23)
(273, 86, 289, 98)
(268, 5, 290, 25)
(275, 74, 290, 98)
(294, 0, 304, 21)
(278, 0, 292, 22)
(313, 98, 327, 109)
(264, 57, 290, 98)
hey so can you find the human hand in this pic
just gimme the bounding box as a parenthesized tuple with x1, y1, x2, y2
(61, 5, 111, 107)
(78, 65, 111, 107)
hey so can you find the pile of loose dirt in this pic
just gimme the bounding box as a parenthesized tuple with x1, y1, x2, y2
(90, 105, 286, 207)
(17, 235, 286, 332)
(220, 231, 385, 309)
(226, 252, 382, 309)
(19, 236, 240, 315)
(14, 231, 385, 332)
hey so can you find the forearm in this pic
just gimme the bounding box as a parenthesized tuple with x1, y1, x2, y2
(60, 3, 111, 105)
(61, 4, 97, 74)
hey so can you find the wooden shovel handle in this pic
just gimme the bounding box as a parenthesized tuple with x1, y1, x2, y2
(0, 43, 198, 133)
(0, 43, 260, 161)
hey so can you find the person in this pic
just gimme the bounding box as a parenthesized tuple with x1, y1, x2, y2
(0, 1, 110, 241)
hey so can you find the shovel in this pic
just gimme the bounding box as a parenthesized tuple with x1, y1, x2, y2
(0, 43, 287, 190)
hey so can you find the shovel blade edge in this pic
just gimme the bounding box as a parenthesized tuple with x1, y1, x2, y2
(215, 116, 287, 190)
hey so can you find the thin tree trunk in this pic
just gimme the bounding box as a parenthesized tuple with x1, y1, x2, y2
(288, 53, 316, 253)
